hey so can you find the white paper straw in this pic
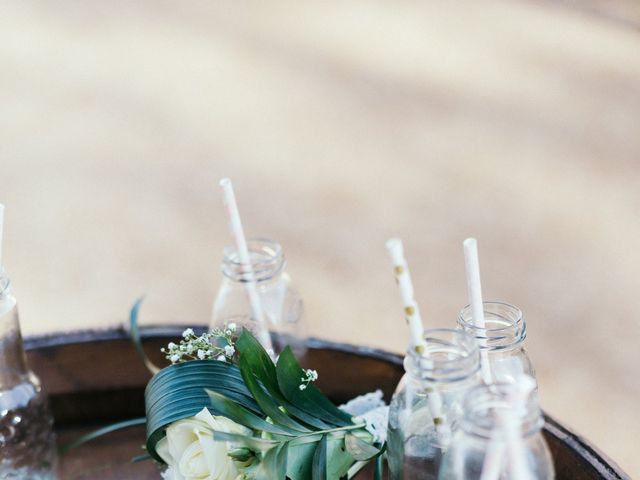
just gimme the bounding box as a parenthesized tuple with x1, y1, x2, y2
(480, 427, 505, 480)
(219, 178, 273, 353)
(385, 238, 450, 438)
(463, 238, 493, 384)
(502, 376, 536, 480)
(0, 204, 4, 268)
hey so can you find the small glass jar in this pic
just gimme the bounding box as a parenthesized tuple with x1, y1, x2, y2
(438, 383, 555, 479)
(0, 268, 57, 479)
(387, 328, 481, 480)
(458, 301, 535, 384)
(210, 238, 305, 355)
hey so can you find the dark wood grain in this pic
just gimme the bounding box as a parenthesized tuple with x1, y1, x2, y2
(25, 328, 630, 479)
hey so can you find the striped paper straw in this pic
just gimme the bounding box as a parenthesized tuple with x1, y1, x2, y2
(385, 238, 450, 438)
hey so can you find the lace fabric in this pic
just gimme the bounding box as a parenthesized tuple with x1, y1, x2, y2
(340, 390, 389, 443)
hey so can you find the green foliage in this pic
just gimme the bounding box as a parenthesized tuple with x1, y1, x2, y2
(144, 329, 385, 478)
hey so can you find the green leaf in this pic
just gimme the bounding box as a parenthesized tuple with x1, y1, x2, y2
(59, 417, 146, 455)
(312, 434, 328, 480)
(128, 297, 160, 374)
(326, 433, 358, 479)
(374, 455, 383, 480)
(236, 329, 279, 390)
(345, 433, 383, 461)
(206, 389, 294, 436)
(237, 330, 336, 430)
(286, 441, 317, 480)
(277, 347, 353, 426)
(264, 442, 289, 479)
(145, 360, 261, 462)
(212, 431, 279, 451)
(239, 354, 312, 433)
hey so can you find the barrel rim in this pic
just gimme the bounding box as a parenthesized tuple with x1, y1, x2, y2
(24, 326, 630, 479)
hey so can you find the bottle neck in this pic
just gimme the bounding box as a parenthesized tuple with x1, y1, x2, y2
(457, 301, 526, 352)
(404, 328, 480, 384)
(221, 238, 285, 284)
(0, 269, 29, 387)
(461, 383, 544, 440)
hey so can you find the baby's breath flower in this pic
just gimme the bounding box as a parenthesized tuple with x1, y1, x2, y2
(299, 368, 319, 391)
(182, 328, 194, 338)
(162, 323, 239, 365)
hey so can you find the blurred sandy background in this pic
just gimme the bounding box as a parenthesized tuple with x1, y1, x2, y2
(1, 0, 639, 476)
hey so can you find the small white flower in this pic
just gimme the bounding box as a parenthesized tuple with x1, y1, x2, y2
(168, 342, 177, 349)
(182, 328, 194, 338)
(170, 354, 180, 363)
(224, 345, 235, 357)
(299, 384, 307, 391)
(228, 323, 237, 332)
(217, 355, 227, 362)
(197, 349, 206, 360)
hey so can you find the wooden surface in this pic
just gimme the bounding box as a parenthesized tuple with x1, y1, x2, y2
(2, 0, 639, 475)
(26, 329, 630, 479)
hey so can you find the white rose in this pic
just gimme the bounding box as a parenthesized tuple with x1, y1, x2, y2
(156, 407, 251, 480)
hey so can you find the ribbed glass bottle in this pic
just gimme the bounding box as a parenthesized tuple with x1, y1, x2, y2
(387, 328, 481, 480)
(0, 268, 57, 479)
(210, 238, 305, 355)
(438, 382, 555, 479)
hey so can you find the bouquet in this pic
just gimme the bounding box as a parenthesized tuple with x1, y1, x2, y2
(145, 324, 386, 480)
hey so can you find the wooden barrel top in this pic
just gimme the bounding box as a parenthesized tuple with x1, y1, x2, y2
(24, 327, 630, 479)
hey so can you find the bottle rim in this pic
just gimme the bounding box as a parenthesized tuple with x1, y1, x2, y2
(221, 238, 285, 283)
(461, 382, 544, 439)
(457, 301, 527, 351)
(405, 328, 480, 383)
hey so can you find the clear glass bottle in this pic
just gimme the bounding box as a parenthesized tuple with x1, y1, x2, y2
(210, 238, 305, 355)
(458, 301, 535, 384)
(438, 382, 555, 479)
(0, 268, 57, 479)
(387, 328, 481, 480)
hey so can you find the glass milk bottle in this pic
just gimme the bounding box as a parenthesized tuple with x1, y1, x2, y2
(387, 329, 481, 480)
(458, 301, 535, 384)
(210, 238, 305, 355)
(0, 268, 57, 479)
(438, 382, 555, 479)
